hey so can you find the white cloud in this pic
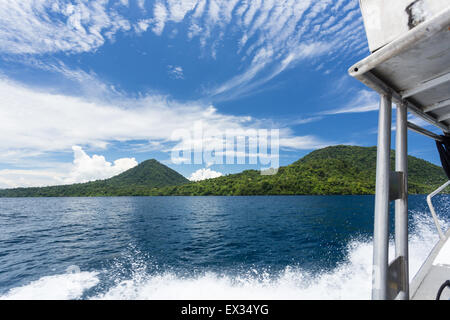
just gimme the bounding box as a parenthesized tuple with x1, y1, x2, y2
(278, 135, 333, 150)
(135, 19, 152, 33)
(166, 0, 198, 22)
(0, 1, 366, 100)
(168, 65, 184, 79)
(192, 0, 207, 18)
(64, 146, 137, 184)
(0, 1, 366, 187)
(189, 168, 223, 181)
(137, 0, 146, 10)
(151, 1, 168, 35)
(0, 0, 132, 54)
(0, 75, 335, 191)
(0, 77, 246, 156)
(10, 58, 122, 101)
(320, 90, 379, 115)
(0, 169, 67, 189)
(342, 0, 359, 12)
(0, 1, 366, 64)
(189, 0, 362, 100)
(291, 116, 324, 125)
(0, 77, 332, 165)
(148, 0, 198, 36)
(325, 104, 378, 115)
(0, 146, 137, 188)
(119, 0, 129, 7)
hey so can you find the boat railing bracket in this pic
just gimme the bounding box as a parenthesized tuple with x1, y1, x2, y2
(389, 171, 405, 202)
(387, 256, 408, 300)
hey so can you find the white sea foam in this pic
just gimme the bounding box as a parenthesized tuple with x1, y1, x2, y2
(92, 226, 444, 300)
(0, 271, 99, 300)
(1, 211, 447, 300)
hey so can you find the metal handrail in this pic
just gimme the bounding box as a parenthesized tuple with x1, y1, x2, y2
(407, 122, 444, 142)
(426, 180, 450, 240)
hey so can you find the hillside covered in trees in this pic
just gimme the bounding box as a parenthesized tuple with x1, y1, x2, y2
(0, 145, 447, 197)
(157, 145, 447, 196)
(0, 159, 189, 197)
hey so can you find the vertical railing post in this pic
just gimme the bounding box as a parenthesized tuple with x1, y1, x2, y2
(395, 103, 409, 300)
(372, 93, 392, 300)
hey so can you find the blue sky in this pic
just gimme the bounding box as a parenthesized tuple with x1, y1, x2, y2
(0, 0, 443, 187)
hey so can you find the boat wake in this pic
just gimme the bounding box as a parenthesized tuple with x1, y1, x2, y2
(1, 211, 447, 300)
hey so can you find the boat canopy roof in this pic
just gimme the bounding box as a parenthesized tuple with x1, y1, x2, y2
(349, 8, 450, 133)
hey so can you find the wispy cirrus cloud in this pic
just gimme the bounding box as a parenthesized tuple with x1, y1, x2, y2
(170, 0, 365, 99)
(209, 41, 333, 101)
(0, 0, 132, 54)
(5, 57, 123, 101)
(320, 90, 379, 115)
(0, 1, 366, 100)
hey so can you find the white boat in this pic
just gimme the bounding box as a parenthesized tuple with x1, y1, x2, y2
(349, 0, 450, 300)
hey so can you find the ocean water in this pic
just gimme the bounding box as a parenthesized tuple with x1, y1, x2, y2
(0, 195, 448, 300)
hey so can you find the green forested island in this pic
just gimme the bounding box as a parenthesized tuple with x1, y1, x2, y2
(0, 145, 447, 197)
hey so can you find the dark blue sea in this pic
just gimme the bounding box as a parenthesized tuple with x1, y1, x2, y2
(0, 195, 448, 299)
